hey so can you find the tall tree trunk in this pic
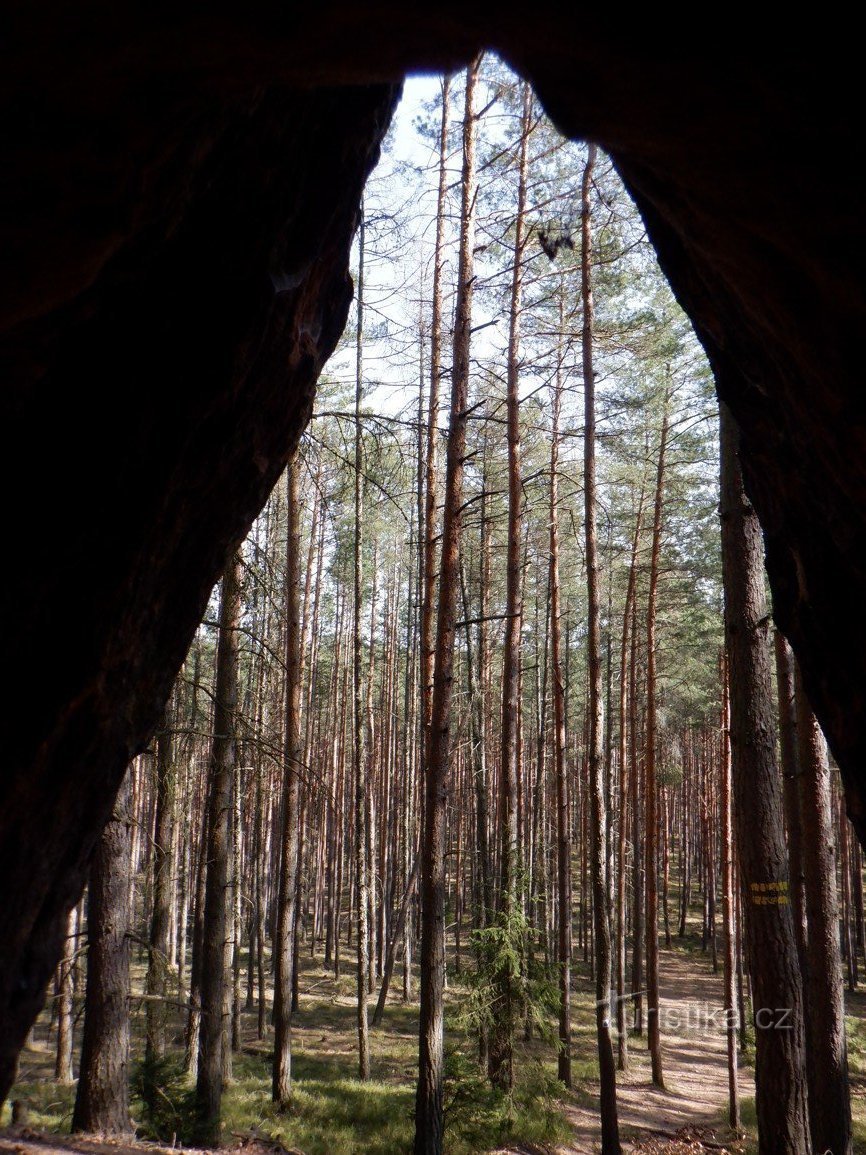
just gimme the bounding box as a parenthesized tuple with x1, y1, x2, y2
(795, 665, 851, 1155)
(489, 78, 531, 1095)
(414, 56, 478, 1155)
(421, 73, 450, 755)
(582, 142, 621, 1155)
(54, 905, 77, 1083)
(645, 394, 669, 1089)
(184, 789, 208, 1075)
(629, 601, 644, 1034)
(460, 554, 492, 936)
(550, 302, 572, 1088)
(718, 402, 809, 1155)
(774, 632, 807, 963)
(72, 772, 132, 1135)
(353, 203, 372, 1082)
(646, 388, 669, 1090)
(146, 713, 174, 1074)
(720, 652, 740, 1130)
(195, 551, 243, 1145)
(840, 799, 858, 991)
(617, 480, 644, 1070)
(273, 453, 303, 1105)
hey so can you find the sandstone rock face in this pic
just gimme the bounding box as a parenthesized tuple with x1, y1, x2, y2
(2, 9, 863, 1098)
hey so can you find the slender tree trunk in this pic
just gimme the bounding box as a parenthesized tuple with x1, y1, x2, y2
(774, 632, 807, 964)
(550, 305, 572, 1088)
(720, 652, 740, 1130)
(421, 73, 450, 753)
(718, 402, 809, 1155)
(582, 142, 621, 1155)
(146, 713, 174, 1075)
(195, 551, 243, 1144)
(54, 905, 77, 1083)
(414, 56, 478, 1155)
(373, 853, 419, 1026)
(353, 204, 372, 1082)
(489, 78, 531, 1094)
(72, 773, 132, 1135)
(460, 555, 492, 934)
(185, 791, 208, 1075)
(795, 664, 851, 1155)
(645, 397, 669, 1089)
(840, 799, 858, 991)
(629, 601, 644, 1034)
(273, 453, 303, 1105)
(617, 481, 644, 1069)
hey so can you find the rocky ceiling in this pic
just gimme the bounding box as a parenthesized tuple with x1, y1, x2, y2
(1, 7, 863, 1100)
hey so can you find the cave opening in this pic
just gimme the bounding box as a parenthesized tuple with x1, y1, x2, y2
(2, 21, 865, 1151)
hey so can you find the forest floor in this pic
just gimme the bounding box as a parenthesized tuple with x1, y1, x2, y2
(7, 939, 866, 1153)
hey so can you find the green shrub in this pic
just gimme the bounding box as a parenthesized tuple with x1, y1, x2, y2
(131, 1052, 195, 1142)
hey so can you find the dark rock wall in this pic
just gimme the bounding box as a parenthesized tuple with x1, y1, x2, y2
(2, 7, 864, 1100)
(0, 75, 399, 1098)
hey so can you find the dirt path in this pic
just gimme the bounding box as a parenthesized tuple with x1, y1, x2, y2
(556, 948, 745, 1155)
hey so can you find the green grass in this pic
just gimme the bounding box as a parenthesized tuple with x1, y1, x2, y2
(6, 947, 580, 1153)
(0, 1075, 77, 1131)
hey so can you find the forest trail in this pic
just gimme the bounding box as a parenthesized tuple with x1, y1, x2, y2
(552, 947, 743, 1155)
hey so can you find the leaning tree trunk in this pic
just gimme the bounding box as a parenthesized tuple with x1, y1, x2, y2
(718, 402, 809, 1155)
(72, 772, 132, 1135)
(582, 141, 621, 1155)
(195, 550, 243, 1145)
(273, 452, 303, 1105)
(414, 55, 478, 1155)
(795, 664, 852, 1155)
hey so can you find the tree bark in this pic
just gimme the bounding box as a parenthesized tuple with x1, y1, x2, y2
(645, 395, 669, 1089)
(146, 713, 174, 1072)
(421, 73, 450, 756)
(550, 302, 572, 1088)
(273, 453, 303, 1105)
(195, 551, 243, 1145)
(353, 203, 372, 1082)
(795, 664, 851, 1155)
(617, 479, 644, 1070)
(719, 402, 809, 1155)
(414, 56, 478, 1155)
(54, 905, 77, 1083)
(72, 773, 132, 1135)
(629, 600, 644, 1035)
(774, 632, 807, 964)
(489, 77, 531, 1095)
(720, 652, 740, 1130)
(582, 141, 621, 1155)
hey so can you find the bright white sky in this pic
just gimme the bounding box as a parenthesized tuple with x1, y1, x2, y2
(321, 73, 499, 420)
